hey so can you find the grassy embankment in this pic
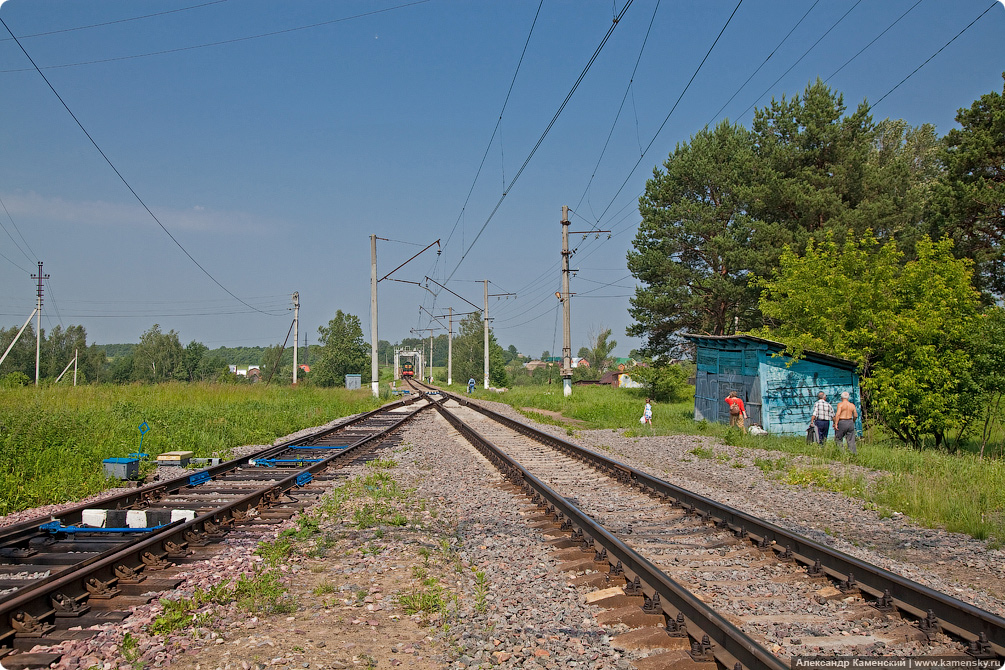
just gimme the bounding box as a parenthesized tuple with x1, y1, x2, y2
(0, 384, 383, 515)
(468, 384, 1005, 544)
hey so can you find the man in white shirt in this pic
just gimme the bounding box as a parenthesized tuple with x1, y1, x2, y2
(810, 392, 834, 443)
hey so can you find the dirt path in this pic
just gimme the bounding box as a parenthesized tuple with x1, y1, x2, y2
(520, 407, 587, 427)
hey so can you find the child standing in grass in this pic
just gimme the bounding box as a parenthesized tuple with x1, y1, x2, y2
(641, 398, 653, 427)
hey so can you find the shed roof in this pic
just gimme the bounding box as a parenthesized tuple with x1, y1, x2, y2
(682, 334, 858, 371)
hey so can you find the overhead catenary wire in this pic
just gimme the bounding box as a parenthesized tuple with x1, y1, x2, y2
(871, 1, 998, 108)
(442, 0, 636, 284)
(0, 194, 37, 264)
(582, 0, 743, 231)
(734, 0, 864, 121)
(574, 0, 662, 225)
(0, 0, 432, 73)
(706, 0, 821, 127)
(0, 0, 230, 42)
(823, 0, 925, 84)
(0, 17, 284, 318)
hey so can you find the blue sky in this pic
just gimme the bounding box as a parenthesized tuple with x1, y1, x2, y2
(1, 0, 1002, 359)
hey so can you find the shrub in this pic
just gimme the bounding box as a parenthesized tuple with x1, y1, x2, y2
(629, 364, 689, 402)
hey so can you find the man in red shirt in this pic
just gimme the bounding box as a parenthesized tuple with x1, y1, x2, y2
(724, 392, 746, 433)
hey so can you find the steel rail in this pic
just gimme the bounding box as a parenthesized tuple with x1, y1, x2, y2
(0, 398, 429, 650)
(0, 396, 418, 544)
(423, 383, 1005, 660)
(430, 397, 787, 670)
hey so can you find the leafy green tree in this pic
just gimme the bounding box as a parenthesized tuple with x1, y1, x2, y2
(1, 371, 30, 387)
(260, 344, 287, 384)
(109, 352, 134, 383)
(196, 354, 228, 382)
(0, 323, 36, 379)
(132, 325, 184, 383)
(749, 80, 876, 248)
(587, 328, 617, 372)
(629, 82, 942, 357)
(628, 121, 759, 354)
(757, 232, 980, 449)
(451, 313, 508, 387)
(964, 308, 1005, 456)
(313, 310, 369, 387)
(929, 73, 1005, 300)
(628, 364, 690, 403)
(180, 341, 209, 382)
(41, 325, 87, 380)
(81, 343, 110, 384)
(208, 346, 265, 366)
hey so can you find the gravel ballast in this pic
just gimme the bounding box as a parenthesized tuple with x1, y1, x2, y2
(6, 399, 1005, 669)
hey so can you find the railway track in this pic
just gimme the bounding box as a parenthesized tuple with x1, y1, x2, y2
(0, 395, 431, 668)
(409, 380, 1005, 669)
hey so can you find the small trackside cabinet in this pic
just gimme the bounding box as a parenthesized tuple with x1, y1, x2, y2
(102, 457, 140, 480)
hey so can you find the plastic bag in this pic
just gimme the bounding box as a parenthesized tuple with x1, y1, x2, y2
(639, 416, 646, 424)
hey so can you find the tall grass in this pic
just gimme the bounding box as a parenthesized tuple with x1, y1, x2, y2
(0, 383, 381, 514)
(475, 385, 659, 431)
(481, 384, 1005, 542)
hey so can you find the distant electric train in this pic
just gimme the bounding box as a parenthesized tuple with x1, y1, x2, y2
(401, 362, 414, 377)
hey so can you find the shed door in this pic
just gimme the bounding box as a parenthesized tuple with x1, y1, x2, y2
(694, 372, 717, 422)
(718, 375, 761, 426)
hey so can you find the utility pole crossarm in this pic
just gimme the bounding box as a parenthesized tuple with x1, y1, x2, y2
(424, 276, 481, 312)
(419, 305, 449, 331)
(379, 239, 440, 283)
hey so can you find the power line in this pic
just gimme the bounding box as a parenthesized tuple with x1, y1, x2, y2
(442, 0, 544, 255)
(585, 0, 743, 230)
(0, 0, 229, 42)
(707, 0, 821, 126)
(0, 194, 37, 263)
(0, 249, 29, 274)
(0, 1, 433, 73)
(872, 1, 998, 108)
(0, 17, 284, 318)
(444, 0, 636, 284)
(734, 0, 863, 120)
(574, 0, 662, 225)
(824, 0, 925, 84)
(43, 278, 64, 328)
